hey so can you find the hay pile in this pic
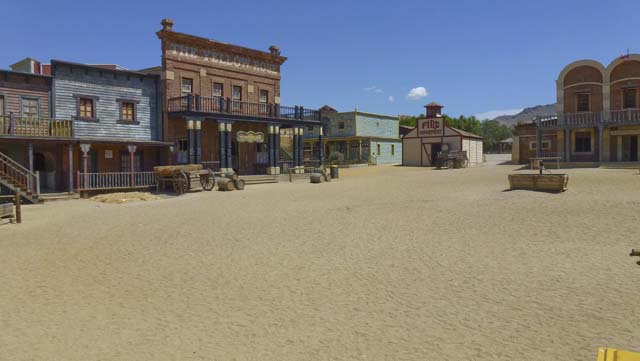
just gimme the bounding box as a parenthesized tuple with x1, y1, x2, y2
(90, 192, 160, 204)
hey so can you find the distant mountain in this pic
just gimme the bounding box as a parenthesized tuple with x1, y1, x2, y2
(492, 104, 556, 126)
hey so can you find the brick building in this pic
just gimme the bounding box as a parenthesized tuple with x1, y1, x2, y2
(156, 19, 320, 175)
(517, 54, 640, 164)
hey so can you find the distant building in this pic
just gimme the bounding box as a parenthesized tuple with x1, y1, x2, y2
(303, 108, 402, 164)
(402, 102, 484, 166)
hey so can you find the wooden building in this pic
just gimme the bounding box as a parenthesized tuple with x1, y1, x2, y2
(156, 19, 321, 175)
(303, 108, 402, 165)
(402, 103, 484, 166)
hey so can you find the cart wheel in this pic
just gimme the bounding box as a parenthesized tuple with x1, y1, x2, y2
(200, 170, 216, 191)
(172, 170, 187, 195)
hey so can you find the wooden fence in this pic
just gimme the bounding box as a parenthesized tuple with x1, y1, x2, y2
(77, 171, 157, 191)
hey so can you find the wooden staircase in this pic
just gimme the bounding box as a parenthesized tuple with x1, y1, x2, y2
(241, 175, 279, 185)
(0, 152, 40, 204)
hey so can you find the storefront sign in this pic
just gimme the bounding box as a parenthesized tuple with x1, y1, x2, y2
(418, 118, 444, 137)
(169, 43, 279, 74)
(237, 131, 265, 143)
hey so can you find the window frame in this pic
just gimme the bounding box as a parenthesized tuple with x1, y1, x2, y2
(259, 89, 268, 104)
(623, 88, 637, 109)
(338, 121, 345, 130)
(576, 93, 590, 113)
(213, 82, 224, 98)
(0, 94, 5, 117)
(73, 94, 99, 122)
(232, 85, 242, 101)
(529, 140, 552, 151)
(574, 131, 592, 154)
(116, 98, 140, 125)
(376, 143, 381, 156)
(20, 96, 40, 118)
(391, 144, 395, 156)
(181, 78, 193, 97)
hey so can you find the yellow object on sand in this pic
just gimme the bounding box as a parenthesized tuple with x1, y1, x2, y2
(598, 348, 640, 361)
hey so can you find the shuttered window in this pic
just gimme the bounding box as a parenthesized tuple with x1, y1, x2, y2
(576, 93, 590, 112)
(79, 98, 94, 119)
(21, 98, 39, 117)
(623, 88, 637, 109)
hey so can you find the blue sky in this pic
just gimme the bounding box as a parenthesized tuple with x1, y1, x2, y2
(3, 0, 639, 119)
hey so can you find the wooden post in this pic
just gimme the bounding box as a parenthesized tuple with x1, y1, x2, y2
(68, 143, 74, 193)
(27, 143, 34, 173)
(319, 126, 324, 166)
(9, 112, 14, 135)
(359, 139, 362, 162)
(128, 145, 136, 188)
(80, 143, 91, 189)
(219, 122, 226, 171)
(14, 190, 21, 224)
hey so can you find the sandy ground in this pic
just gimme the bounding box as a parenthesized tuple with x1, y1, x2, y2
(1, 155, 639, 361)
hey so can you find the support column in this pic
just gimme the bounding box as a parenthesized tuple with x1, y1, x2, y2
(194, 120, 202, 164)
(319, 126, 324, 166)
(225, 123, 232, 173)
(617, 135, 623, 161)
(298, 127, 304, 172)
(80, 143, 91, 190)
(67, 143, 73, 193)
(565, 128, 571, 162)
(358, 139, 362, 162)
(187, 119, 195, 164)
(128, 145, 136, 187)
(535, 127, 541, 158)
(267, 125, 275, 175)
(274, 125, 280, 174)
(219, 122, 227, 171)
(346, 141, 351, 161)
(27, 143, 34, 173)
(598, 126, 604, 163)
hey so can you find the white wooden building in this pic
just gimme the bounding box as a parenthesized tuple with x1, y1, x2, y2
(402, 103, 484, 167)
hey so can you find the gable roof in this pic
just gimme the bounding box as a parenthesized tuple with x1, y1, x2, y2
(449, 126, 484, 139)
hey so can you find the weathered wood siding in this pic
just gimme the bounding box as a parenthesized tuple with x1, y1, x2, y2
(0, 72, 51, 117)
(355, 113, 399, 139)
(53, 64, 160, 140)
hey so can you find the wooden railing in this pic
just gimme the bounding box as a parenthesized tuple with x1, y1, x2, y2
(168, 94, 320, 121)
(0, 114, 73, 137)
(0, 151, 39, 197)
(77, 171, 157, 191)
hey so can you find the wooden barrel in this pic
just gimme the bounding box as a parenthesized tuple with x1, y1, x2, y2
(323, 173, 332, 182)
(217, 178, 236, 191)
(310, 173, 324, 183)
(234, 178, 246, 190)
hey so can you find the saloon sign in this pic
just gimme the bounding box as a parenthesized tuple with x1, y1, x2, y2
(169, 43, 279, 74)
(418, 118, 444, 137)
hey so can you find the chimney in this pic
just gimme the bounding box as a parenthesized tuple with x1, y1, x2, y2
(161, 18, 174, 31)
(269, 45, 280, 56)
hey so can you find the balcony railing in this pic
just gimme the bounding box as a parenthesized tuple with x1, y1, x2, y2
(610, 109, 640, 124)
(0, 114, 73, 138)
(168, 94, 320, 122)
(563, 112, 602, 127)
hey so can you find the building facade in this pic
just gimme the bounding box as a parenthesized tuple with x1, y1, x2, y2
(157, 19, 320, 175)
(402, 103, 484, 166)
(304, 109, 402, 164)
(529, 54, 640, 163)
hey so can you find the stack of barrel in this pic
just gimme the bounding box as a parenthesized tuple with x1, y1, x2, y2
(310, 167, 332, 184)
(216, 171, 246, 191)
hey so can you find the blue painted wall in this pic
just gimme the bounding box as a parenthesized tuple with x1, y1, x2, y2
(370, 139, 402, 164)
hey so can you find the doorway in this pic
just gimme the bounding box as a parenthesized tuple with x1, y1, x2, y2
(237, 142, 257, 175)
(431, 143, 442, 165)
(631, 136, 638, 162)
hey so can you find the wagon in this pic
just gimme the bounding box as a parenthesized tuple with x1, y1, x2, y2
(436, 151, 469, 169)
(153, 164, 216, 195)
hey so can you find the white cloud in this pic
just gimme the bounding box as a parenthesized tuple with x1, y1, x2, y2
(474, 108, 523, 120)
(364, 85, 384, 94)
(406, 87, 428, 100)
(388, 95, 395, 102)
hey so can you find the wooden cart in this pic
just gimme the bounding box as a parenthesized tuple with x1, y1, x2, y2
(153, 165, 216, 195)
(436, 151, 469, 169)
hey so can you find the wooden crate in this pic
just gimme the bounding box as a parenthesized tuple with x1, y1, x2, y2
(0, 203, 14, 225)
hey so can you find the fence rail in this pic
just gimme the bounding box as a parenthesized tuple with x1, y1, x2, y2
(168, 94, 320, 122)
(77, 171, 157, 190)
(0, 115, 73, 137)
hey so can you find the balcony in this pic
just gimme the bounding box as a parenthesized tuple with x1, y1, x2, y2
(0, 115, 73, 138)
(610, 109, 640, 124)
(167, 95, 321, 124)
(537, 109, 640, 128)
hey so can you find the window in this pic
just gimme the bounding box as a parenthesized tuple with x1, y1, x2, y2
(120, 151, 142, 172)
(232, 86, 242, 101)
(575, 132, 591, 153)
(338, 121, 345, 130)
(376, 144, 381, 155)
(213, 82, 223, 97)
(529, 141, 551, 150)
(21, 98, 39, 118)
(576, 93, 590, 112)
(623, 88, 637, 109)
(259, 89, 268, 104)
(121, 102, 135, 122)
(391, 144, 395, 156)
(0, 95, 4, 116)
(307, 125, 314, 132)
(78, 98, 95, 119)
(181, 78, 193, 96)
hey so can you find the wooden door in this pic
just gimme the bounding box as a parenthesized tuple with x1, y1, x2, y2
(238, 142, 257, 175)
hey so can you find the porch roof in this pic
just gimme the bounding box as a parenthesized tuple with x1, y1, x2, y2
(0, 135, 174, 147)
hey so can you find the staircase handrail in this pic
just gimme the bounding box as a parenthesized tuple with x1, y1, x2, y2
(0, 151, 39, 197)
